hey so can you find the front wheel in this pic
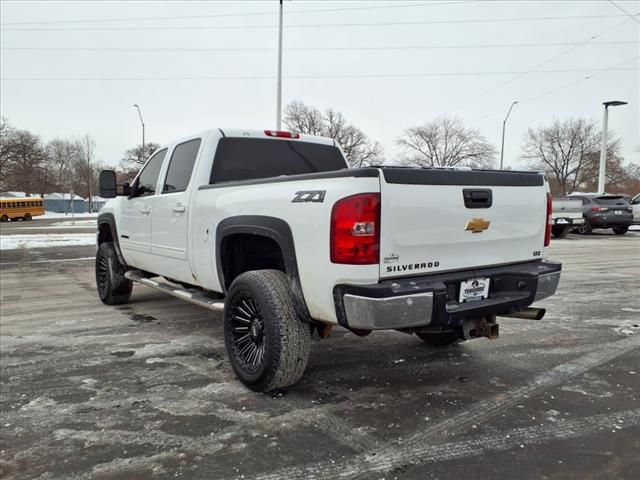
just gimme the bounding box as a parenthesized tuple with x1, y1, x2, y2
(95, 242, 132, 305)
(224, 270, 310, 392)
(612, 226, 628, 235)
(0, 214, 8, 222)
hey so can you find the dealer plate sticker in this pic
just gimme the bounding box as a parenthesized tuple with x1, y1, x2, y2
(459, 278, 490, 303)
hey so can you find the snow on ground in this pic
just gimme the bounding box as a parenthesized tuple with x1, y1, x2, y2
(50, 220, 97, 227)
(0, 234, 96, 250)
(35, 212, 99, 220)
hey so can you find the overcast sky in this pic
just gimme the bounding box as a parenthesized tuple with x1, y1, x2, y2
(1, 0, 638, 170)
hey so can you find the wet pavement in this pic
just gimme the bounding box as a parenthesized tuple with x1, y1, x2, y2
(1, 231, 639, 479)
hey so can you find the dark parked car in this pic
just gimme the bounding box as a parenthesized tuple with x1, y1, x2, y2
(568, 194, 633, 235)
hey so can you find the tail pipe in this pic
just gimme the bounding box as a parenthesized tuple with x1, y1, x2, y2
(500, 307, 546, 321)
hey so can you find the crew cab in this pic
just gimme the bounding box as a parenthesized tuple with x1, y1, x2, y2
(96, 128, 561, 392)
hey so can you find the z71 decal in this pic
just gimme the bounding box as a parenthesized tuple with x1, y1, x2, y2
(292, 190, 326, 203)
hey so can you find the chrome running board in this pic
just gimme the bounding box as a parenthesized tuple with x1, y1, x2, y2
(125, 270, 224, 312)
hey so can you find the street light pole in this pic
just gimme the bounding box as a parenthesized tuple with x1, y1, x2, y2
(499, 101, 518, 170)
(133, 104, 145, 163)
(598, 100, 628, 193)
(276, 0, 283, 130)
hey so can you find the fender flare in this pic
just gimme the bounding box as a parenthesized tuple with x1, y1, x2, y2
(97, 212, 127, 266)
(215, 215, 312, 323)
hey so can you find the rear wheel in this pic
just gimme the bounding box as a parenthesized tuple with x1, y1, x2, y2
(552, 225, 570, 238)
(612, 226, 628, 235)
(224, 270, 310, 392)
(416, 331, 461, 347)
(23, 213, 32, 221)
(95, 242, 132, 305)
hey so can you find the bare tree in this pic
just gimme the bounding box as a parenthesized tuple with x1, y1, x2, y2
(521, 118, 603, 196)
(283, 101, 325, 136)
(397, 116, 496, 169)
(283, 100, 382, 167)
(0, 117, 17, 191)
(1, 127, 47, 195)
(74, 135, 96, 211)
(121, 142, 161, 167)
(45, 138, 78, 194)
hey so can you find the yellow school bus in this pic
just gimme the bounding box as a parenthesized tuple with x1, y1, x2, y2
(0, 197, 45, 221)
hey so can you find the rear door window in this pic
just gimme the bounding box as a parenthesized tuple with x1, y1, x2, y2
(210, 138, 347, 183)
(163, 138, 201, 193)
(136, 149, 167, 196)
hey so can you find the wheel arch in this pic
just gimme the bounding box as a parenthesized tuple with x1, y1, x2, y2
(216, 215, 312, 323)
(97, 212, 127, 266)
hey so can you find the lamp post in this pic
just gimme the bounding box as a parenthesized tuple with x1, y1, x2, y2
(276, 0, 283, 130)
(598, 100, 628, 193)
(133, 104, 145, 163)
(499, 101, 518, 170)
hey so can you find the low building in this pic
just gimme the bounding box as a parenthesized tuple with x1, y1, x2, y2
(86, 196, 107, 213)
(44, 193, 88, 213)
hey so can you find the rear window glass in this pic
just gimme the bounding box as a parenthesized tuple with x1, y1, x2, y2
(594, 196, 628, 205)
(210, 138, 347, 184)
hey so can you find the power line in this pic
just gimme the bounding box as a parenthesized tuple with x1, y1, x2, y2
(1, 41, 635, 53)
(0, 14, 628, 32)
(607, 0, 640, 23)
(469, 56, 639, 124)
(0, 1, 465, 27)
(1, 67, 635, 82)
(449, 16, 637, 113)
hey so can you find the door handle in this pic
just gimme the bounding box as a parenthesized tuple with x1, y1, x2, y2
(172, 204, 186, 213)
(140, 207, 151, 215)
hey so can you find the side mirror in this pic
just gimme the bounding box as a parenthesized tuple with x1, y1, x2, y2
(99, 170, 117, 198)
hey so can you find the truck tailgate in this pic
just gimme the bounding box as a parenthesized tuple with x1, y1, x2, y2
(379, 168, 547, 279)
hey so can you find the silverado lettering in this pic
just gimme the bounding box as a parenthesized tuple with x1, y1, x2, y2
(387, 262, 440, 273)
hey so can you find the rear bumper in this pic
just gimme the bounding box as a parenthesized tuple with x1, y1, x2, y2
(334, 260, 562, 330)
(586, 213, 633, 227)
(588, 218, 633, 227)
(553, 217, 584, 225)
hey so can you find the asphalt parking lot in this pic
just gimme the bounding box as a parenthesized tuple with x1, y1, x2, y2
(1, 229, 639, 480)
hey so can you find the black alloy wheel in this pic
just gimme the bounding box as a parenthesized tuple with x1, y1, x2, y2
(95, 242, 132, 305)
(228, 292, 267, 376)
(223, 270, 310, 392)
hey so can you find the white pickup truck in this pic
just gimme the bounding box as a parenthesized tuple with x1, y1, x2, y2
(551, 197, 585, 238)
(96, 128, 561, 392)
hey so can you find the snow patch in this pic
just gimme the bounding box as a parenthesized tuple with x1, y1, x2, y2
(51, 220, 97, 227)
(0, 233, 96, 250)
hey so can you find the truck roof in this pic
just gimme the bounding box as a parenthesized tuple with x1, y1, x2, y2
(220, 128, 336, 146)
(152, 128, 337, 158)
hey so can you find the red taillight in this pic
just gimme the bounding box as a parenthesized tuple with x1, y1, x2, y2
(264, 129, 300, 139)
(330, 193, 380, 264)
(544, 193, 552, 247)
(591, 206, 608, 212)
